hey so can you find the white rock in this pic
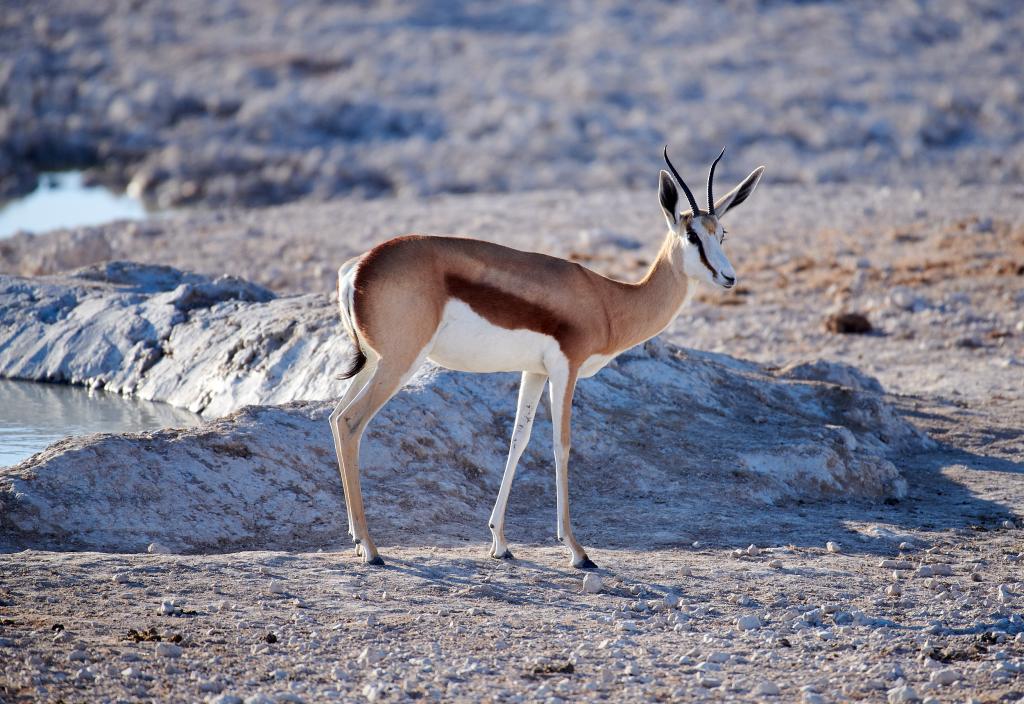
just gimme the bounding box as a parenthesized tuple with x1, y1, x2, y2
(582, 574, 603, 594)
(879, 559, 912, 569)
(898, 541, 914, 551)
(706, 651, 729, 663)
(887, 684, 920, 703)
(929, 668, 961, 685)
(826, 541, 841, 553)
(754, 681, 780, 696)
(268, 580, 287, 594)
(768, 559, 783, 569)
(736, 615, 761, 631)
(886, 584, 901, 597)
(745, 544, 760, 556)
(155, 642, 181, 658)
(662, 593, 679, 608)
(1002, 520, 1017, 530)
(112, 572, 132, 584)
(997, 584, 1012, 603)
(931, 564, 953, 576)
(680, 566, 693, 577)
(160, 599, 178, 615)
(147, 542, 172, 554)
(804, 694, 825, 704)
(121, 666, 141, 679)
(914, 566, 934, 578)
(357, 647, 384, 666)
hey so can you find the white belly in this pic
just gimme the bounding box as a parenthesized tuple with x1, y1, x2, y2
(427, 300, 558, 374)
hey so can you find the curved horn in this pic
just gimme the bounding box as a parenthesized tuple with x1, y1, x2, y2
(663, 145, 701, 217)
(707, 146, 726, 215)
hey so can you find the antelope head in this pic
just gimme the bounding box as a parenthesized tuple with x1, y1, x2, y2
(659, 146, 765, 290)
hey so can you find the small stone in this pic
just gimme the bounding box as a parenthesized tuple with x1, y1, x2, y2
(357, 647, 383, 666)
(705, 651, 729, 663)
(887, 684, 920, 703)
(931, 564, 953, 576)
(160, 599, 178, 615)
(156, 642, 181, 658)
(1003, 520, 1017, 530)
(663, 593, 680, 609)
(680, 566, 693, 577)
(582, 574, 603, 594)
(898, 541, 914, 551)
(826, 541, 841, 554)
(268, 580, 287, 594)
(886, 584, 902, 597)
(745, 544, 760, 556)
(365, 613, 379, 626)
(997, 584, 1012, 603)
(147, 542, 172, 554)
(914, 566, 934, 578)
(112, 572, 131, 584)
(929, 668, 961, 686)
(768, 559, 783, 569)
(736, 615, 761, 631)
(68, 649, 89, 661)
(754, 681, 780, 696)
(879, 560, 912, 569)
(121, 666, 141, 679)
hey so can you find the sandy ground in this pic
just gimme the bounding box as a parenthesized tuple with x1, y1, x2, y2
(1, 183, 1022, 702)
(1, 1, 1023, 700)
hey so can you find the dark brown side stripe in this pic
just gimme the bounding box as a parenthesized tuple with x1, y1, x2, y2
(445, 273, 575, 345)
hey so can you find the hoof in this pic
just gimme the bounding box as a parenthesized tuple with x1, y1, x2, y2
(573, 556, 598, 570)
(490, 549, 514, 560)
(365, 555, 385, 567)
(354, 544, 363, 557)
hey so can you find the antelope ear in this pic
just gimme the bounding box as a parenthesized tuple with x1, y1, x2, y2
(659, 170, 679, 228)
(714, 166, 765, 218)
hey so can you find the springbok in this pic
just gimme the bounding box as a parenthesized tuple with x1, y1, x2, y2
(330, 147, 764, 567)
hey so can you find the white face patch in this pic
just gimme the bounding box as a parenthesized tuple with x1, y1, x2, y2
(679, 218, 736, 289)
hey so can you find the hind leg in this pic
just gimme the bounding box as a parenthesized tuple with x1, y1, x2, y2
(329, 357, 377, 546)
(336, 349, 429, 565)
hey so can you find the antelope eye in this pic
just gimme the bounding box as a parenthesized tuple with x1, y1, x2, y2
(686, 230, 699, 244)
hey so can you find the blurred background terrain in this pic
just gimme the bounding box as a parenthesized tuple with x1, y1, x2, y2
(2, 0, 1022, 210)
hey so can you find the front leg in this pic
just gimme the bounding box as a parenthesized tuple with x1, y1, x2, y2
(548, 362, 596, 569)
(489, 371, 547, 559)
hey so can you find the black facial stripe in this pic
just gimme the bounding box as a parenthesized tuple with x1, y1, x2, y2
(686, 225, 719, 278)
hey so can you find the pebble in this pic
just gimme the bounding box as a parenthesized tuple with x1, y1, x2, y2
(112, 572, 132, 584)
(754, 681, 780, 696)
(931, 564, 953, 576)
(929, 668, 961, 685)
(736, 615, 761, 631)
(269, 580, 287, 594)
(663, 593, 680, 609)
(582, 574, 602, 594)
(68, 649, 89, 661)
(357, 647, 384, 666)
(826, 541, 841, 554)
(886, 584, 902, 597)
(1003, 520, 1017, 530)
(804, 694, 825, 704)
(914, 566, 934, 578)
(887, 684, 920, 703)
(365, 613, 379, 626)
(210, 696, 243, 704)
(745, 544, 760, 556)
(156, 642, 182, 658)
(705, 651, 729, 663)
(997, 584, 1012, 603)
(768, 559, 783, 569)
(680, 566, 693, 577)
(879, 559, 912, 569)
(147, 542, 172, 554)
(898, 541, 915, 551)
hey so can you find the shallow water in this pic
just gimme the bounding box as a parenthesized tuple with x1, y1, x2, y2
(0, 379, 200, 467)
(0, 172, 148, 238)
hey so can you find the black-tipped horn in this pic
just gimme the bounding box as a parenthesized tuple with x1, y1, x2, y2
(663, 145, 701, 217)
(707, 146, 726, 215)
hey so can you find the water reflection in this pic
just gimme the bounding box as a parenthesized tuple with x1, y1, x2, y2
(0, 172, 148, 238)
(0, 379, 200, 467)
